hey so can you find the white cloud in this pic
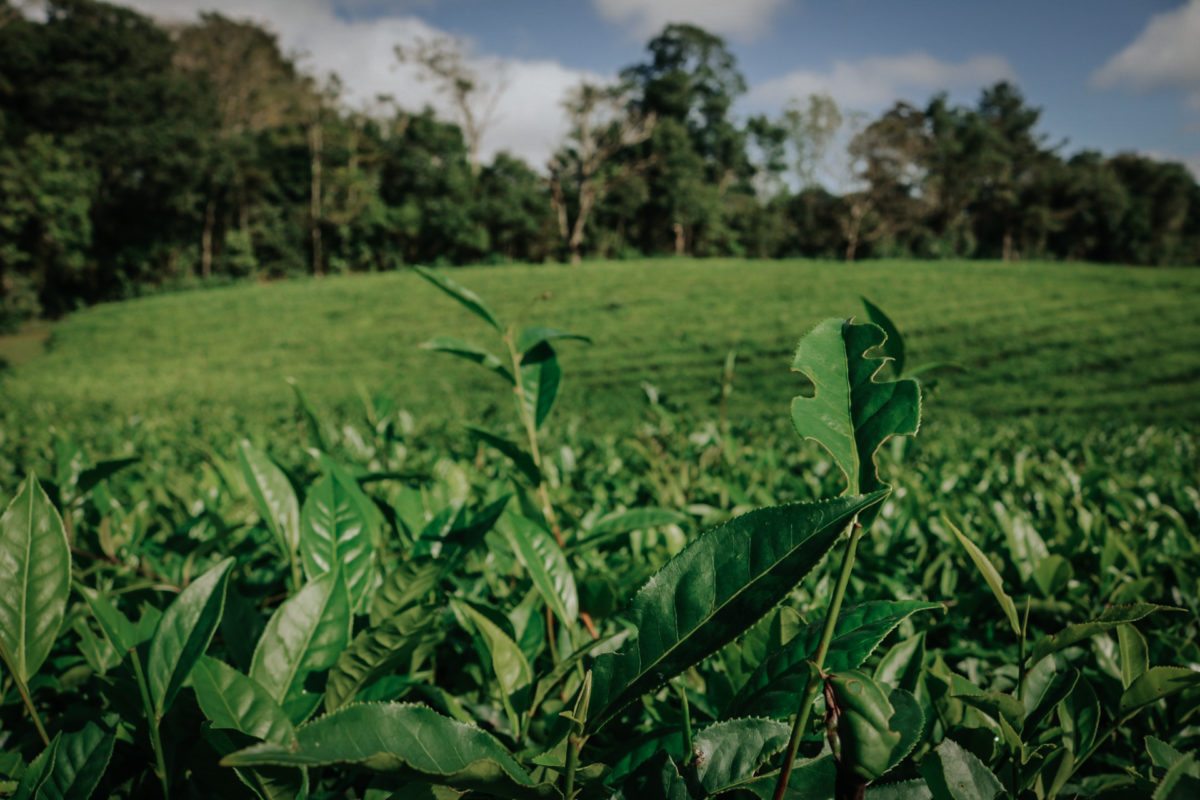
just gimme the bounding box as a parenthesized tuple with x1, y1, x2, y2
(592, 0, 788, 42)
(748, 51, 1017, 110)
(1092, 0, 1200, 108)
(121, 0, 601, 167)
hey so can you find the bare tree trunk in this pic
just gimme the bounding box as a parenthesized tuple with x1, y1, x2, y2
(568, 184, 594, 265)
(1002, 230, 1013, 262)
(308, 121, 323, 277)
(673, 223, 685, 256)
(201, 195, 216, 279)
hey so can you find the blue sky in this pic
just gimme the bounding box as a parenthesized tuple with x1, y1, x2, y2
(129, 0, 1200, 176)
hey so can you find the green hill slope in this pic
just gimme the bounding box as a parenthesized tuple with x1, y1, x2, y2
(4, 259, 1199, 430)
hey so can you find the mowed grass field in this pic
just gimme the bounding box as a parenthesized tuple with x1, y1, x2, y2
(4, 258, 1200, 433)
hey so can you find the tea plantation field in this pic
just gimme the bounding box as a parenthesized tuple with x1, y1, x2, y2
(0, 259, 1197, 799)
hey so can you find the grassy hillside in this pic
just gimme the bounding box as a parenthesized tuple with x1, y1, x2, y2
(4, 258, 1199, 433)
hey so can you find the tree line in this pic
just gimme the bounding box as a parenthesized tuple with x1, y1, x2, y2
(2, 0, 1198, 329)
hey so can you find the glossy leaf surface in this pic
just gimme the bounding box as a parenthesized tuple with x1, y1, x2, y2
(193, 655, 296, 743)
(222, 703, 554, 798)
(502, 512, 577, 627)
(147, 557, 234, 716)
(238, 442, 300, 559)
(251, 572, 352, 723)
(413, 266, 504, 332)
(691, 717, 791, 795)
(325, 606, 435, 712)
(586, 491, 885, 734)
(299, 470, 375, 611)
(790, 318, 920, 495)
(37, 720, 115, 800)
(420, 336, 514, 383)
(0, 474, 70, 684)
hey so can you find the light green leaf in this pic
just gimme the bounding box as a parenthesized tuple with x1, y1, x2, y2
(370, 560, 442, 626)
(501, 513, 577, 627)
(35, 720, 114, 800)
(456, 601, 533, 705)
(148, 557, 234, 716)
(1118, 667, 1200, 717)
(193, 656, 296, 743)
(420, 337, 514, 384)
(860, 297, 906, 376)
(945, 517, 1020, 637)
(919, 738, 1003, 800)
(0, 474, 71, 685)
(221, 703, 554, 799)
(790, 318, 920, 495)
(413, 266, 504, 332)
(1118, 624, 1149, 689)
(251, 572, 352, 723)
(325, 605, 436, 713)
(691, 717, 791, 795)
(299, 471, 375, 612)
(76, 585, 139, 656)
(14, 732, 58, 800)
(826, 670, 902, 782)
(1153, 753, 1200, 800)
(586, 491, 886, 735)
(239, 442, 300, 559)
(729, 600, 941, 719)
(1029, 604, 1178, 667)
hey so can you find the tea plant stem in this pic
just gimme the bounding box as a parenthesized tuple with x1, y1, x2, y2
(130, 648, 170, 800)
(1, 654, 50, 746)
(773, 515, 863, 800)
(503, 329, 564, 547)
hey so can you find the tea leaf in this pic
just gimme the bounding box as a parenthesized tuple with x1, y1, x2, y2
(420, 336, 514, 384)
(413, 266, 504, 332)
(147, 556, 234, 716)
(501, 512, 577, 627)
(299, 470, 375, 612)
(238, 442, 300, 559)
(918, 738, 1003, 800)
(251, 571, 352, 723)
(325, 606, 436, 713)
(1028, 604, 1177, 668)
(586, 491, 886, 734)
(0, 474, 70, 685)
(860, 297, 906, 376)
(519, 342, 561, 429)
(35, 720, 115, 800)
(1118, 667, 1200, 717)
(466, 427, 541, 485)
(690, 717, 791, 795)
(515, 326, 590, 355)
(193, 656, 296, 743)
(729, 600, 941, 719)
(13, 732, 58, 800)
(790, 318, 920, 495)
(1117, 623, 1149, 689)
(221, 703, 554, 799)
(945, 517, 1020, 637)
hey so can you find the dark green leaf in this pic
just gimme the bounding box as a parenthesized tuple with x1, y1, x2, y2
(76, 458, 138, 497)
(14, 732, 58, 800)
(519, 342, 561, 429)
(691, 717, 791, 795)
(148, 557, 234, 716)
(791, 318, 920, 495)
(413, 266, 504, 332)
(1028, 604, 1178, 667)
(0, 474, 71, 685)
(1118, 667, 1200, 717)
(36, 720, 114, 800)
(729, 601, 941, 719)
(515, 326, 590, 355)
(325, 605, 436, 713)
(586, 491, 886, 734)
(919, 738, 1002, 800)
(192, 656, 296, 743)
(466, 427, 541, 485)
(946, 518, 1020, 637)
(1117, 624, 1149, 689)
(221, 703, 554, 798)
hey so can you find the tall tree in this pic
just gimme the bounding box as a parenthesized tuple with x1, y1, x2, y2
(395, 34, 505, 167)
(548, 82, 655, 264)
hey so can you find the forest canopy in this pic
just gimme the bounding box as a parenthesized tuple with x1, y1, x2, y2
(2, 0, 1198, 329)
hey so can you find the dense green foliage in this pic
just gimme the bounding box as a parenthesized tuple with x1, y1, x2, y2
(2, 0, 1199, 330)
(0, 264, 1197, 798)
